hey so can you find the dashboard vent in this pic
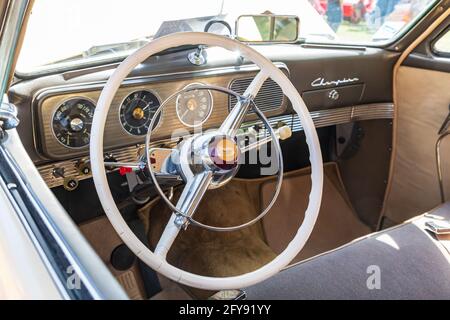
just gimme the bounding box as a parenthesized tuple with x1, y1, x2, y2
(228, 77, 285, 113)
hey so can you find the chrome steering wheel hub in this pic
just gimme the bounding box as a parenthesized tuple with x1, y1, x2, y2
(188, 132, 241, 189)
(202, 134, 240, 172)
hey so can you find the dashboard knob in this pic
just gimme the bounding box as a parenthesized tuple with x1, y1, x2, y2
(277, 126, 292, 141)
(52, 167, 65, 179)
(76, 159, 91, 175)
(63, 177, 79, 191)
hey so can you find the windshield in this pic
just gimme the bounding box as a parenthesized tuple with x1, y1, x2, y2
(17, 0, 437, 75)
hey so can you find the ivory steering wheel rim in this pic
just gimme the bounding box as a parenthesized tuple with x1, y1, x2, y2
(90, 32, 324, 291)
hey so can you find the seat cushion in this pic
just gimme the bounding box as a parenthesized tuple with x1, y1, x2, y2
(245, 203, 450, 300)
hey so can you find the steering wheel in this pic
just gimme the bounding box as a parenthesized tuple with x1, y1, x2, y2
(90, 32, 323, 291)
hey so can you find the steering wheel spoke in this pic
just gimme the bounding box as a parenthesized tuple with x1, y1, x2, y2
(154, 171, 213, 259)
(219, 70, 268, 136)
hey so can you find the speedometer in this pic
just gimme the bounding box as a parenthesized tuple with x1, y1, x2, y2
(176, 83, 213, 127)
(52, 98, 95, 148)
(119, 90, 161, 136)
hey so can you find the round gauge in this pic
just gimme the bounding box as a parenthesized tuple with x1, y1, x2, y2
(119, 90, 161, 136)
(52, 98, 95, 148)
(176, 83, 213, 127)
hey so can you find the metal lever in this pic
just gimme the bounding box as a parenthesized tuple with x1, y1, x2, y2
(240, 125, 292, 153)
(104, 161, 146, 170)
(104, 160, 182, 181)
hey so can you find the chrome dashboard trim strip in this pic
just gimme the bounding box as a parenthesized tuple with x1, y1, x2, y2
(242, 103, 394, 131)
(38, 102, 393, 188)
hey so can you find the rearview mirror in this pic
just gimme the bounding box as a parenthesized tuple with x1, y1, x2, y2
(235, 14, 299, 43)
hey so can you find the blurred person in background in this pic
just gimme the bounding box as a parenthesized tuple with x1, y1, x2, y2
(327, 0, 343, 31)
(376, 0, 401, 23)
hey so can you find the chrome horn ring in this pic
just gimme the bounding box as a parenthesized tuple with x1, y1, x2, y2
(145, 84, 284, 232)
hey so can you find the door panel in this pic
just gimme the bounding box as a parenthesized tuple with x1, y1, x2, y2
(382, 10, 450, 225)
(383, 66, 450, 223)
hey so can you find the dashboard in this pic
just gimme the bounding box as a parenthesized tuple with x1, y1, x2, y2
(9, 44, 399, 190)
(30, 63, 288, 190)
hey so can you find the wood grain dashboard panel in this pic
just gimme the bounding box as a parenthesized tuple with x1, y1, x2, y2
(35, 63, 288, 160)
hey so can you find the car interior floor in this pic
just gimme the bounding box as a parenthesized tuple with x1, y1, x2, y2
(78, 161, 372, 299)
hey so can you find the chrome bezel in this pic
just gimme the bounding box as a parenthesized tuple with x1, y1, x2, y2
(175, 82, 214, 128)
(118, 89, 162, 136)
(50, 96, 97, 150)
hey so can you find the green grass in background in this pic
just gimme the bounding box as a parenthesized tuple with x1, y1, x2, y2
(335, 21, 376, 43)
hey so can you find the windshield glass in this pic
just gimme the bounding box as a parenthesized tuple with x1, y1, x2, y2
(17, 0, 437, 74)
